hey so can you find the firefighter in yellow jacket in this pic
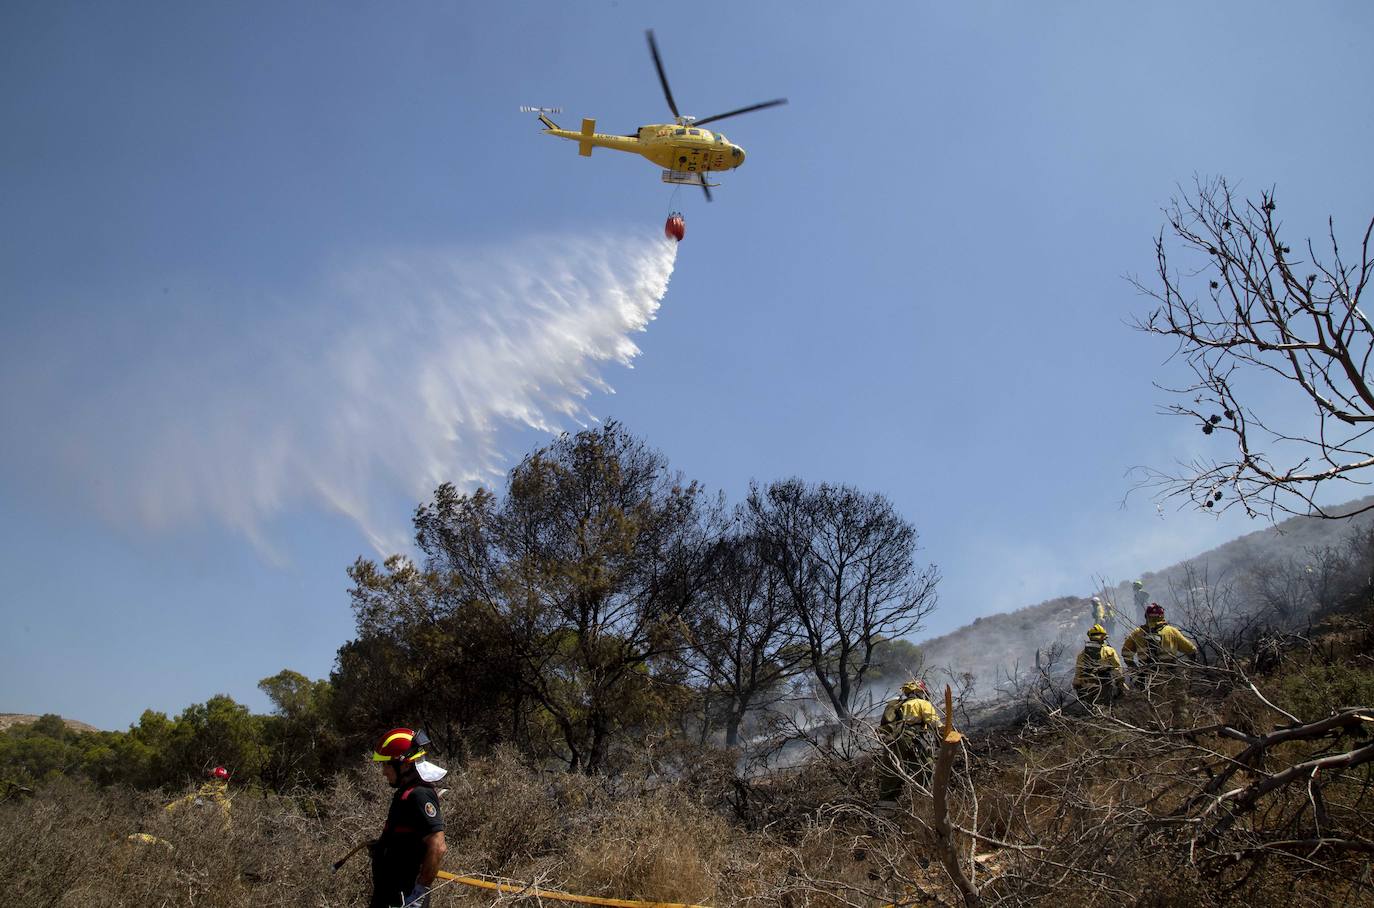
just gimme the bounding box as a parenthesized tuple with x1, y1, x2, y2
(1088, 595, 1117, 639)
(165, 766, 232, 828)
(1073, 625, 1125, 706)
(877, 680, 941, 803)
(1122, 603, 1198, 723)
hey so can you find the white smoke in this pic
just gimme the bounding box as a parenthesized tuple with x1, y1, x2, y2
(7, 233, 678, 555)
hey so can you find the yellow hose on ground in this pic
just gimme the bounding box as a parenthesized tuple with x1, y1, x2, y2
(434, 871, 710, 908)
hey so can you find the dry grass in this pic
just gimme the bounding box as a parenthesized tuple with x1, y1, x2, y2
(0, 753, 778, 907)
(5, 734, 1371, 908)
(0, 775, 368, 907)
(6, 629, 1374, 908)
(1, 741, 962, 907)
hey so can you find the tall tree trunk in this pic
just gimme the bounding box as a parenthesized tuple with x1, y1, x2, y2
(586, 714, 611, 774)
(725, 709, 742, 749)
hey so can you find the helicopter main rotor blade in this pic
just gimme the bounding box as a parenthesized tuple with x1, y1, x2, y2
(692, 98, 788, 127)
(645, 30, 681, 120)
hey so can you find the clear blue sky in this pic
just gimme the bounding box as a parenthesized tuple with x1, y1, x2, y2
(3, 2, 1371, 729)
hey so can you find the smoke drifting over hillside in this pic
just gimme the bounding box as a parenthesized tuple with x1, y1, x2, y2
(919, 502, 1374, 700)
(4, 234, 678, 554)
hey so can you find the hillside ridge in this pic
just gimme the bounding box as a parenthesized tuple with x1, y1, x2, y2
(918, 496, 1374, 696)
(0, 714, 101, 735)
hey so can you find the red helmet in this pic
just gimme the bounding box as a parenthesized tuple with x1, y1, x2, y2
(209, 766, 230, 781)
(372, 728, 427, 763)
(1145, 603, 1165, 621)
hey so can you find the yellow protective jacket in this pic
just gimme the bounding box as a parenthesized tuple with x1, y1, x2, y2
(879, 695, 940, 739)
(165, 780, 232, 825)
(1121, 622, 1197, 665)
(1073, 642, 1123, 688)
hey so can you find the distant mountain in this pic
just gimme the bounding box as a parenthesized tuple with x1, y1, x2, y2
(918, 498, 1374, 701)
(0, 714, 101, 735)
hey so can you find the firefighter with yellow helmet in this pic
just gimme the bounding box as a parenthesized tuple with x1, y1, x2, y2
(1073, 625, 1125, 706)
(877, 679, 941, 804)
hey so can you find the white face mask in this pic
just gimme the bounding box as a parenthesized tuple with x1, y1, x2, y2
(415, 760, 448, 783)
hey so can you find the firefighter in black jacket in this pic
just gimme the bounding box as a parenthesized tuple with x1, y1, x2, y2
(369, 728, 447, 908)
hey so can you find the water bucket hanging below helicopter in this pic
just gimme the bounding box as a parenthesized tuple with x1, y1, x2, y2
(664, 212, 685, 242)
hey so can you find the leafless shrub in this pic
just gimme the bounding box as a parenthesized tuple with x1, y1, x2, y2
(1133, 177, 1374, 522)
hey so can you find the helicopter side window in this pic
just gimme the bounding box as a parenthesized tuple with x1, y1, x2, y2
(674, 128, 687, 136)
(688, 129, 701, 135)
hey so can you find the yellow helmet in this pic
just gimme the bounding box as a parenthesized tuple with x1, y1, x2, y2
(1087, 624, 1108, 641)
(901, 679, 928, 697)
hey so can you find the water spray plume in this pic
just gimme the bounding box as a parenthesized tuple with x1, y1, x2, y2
(5, 233, 679, 556)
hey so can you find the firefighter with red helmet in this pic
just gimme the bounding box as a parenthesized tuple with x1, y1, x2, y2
(1122, 603, 1197, 669)
(1122, 603, 1198, 724)
(876, 679, 941, 805)
(164, 765, 232, 827)
(368, 728, 447, 908)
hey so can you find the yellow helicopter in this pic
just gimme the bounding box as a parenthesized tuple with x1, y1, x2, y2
(521, 30, 786, 201)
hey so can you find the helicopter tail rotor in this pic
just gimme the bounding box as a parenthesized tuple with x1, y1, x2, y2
(521, 106, 564, 131)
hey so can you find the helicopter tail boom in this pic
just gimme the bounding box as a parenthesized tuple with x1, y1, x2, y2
(530, 111, 641, 158)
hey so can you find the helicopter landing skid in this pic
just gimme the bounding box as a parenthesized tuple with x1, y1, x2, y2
(661, 169, 718, 188)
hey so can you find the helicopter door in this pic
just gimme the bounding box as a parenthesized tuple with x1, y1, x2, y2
(673, 138, 706, 173)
